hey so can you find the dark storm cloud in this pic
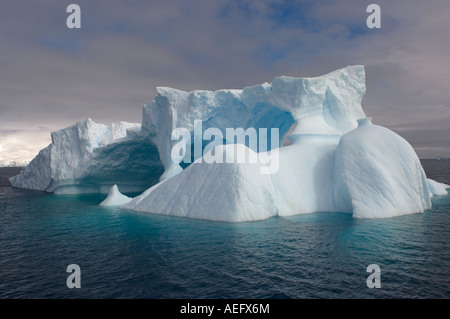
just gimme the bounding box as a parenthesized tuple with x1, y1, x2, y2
(0, 0, 449, 162)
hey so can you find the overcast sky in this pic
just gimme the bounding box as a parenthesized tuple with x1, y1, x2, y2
(1, 0, 449, 164)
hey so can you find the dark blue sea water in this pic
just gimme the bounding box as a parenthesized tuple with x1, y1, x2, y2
(0, 160, 449, 299)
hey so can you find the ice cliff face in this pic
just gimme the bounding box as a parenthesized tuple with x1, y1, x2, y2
(10, 65, 448, 219)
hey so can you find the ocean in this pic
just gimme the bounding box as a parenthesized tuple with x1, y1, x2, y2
(0, 159, 449, 299)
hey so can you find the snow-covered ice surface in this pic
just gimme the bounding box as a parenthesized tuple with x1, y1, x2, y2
(332, 118, 431, 218)
(100, 185, 132, 207)
(123, 144, 277, 222)
(11, 65, 450, 220)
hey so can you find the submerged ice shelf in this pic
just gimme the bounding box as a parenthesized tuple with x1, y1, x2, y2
(10, 65, 450, 221)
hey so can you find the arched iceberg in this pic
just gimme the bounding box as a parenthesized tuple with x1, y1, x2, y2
(10, 65, 449, 220)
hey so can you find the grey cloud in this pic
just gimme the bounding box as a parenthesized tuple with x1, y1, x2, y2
(0, 0, 449, 162)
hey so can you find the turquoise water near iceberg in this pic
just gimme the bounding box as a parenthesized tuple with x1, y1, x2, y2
(0, 160, 449, 298)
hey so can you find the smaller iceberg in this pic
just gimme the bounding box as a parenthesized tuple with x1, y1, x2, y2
(100, 185, 132, 207)
(428, 179, 450, 196)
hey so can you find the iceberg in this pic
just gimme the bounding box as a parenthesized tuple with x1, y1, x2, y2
(100, 185, 133, 207)
(11, 65, 449, 220)
(123, 118, 434, 221)
(428, 179, 450, 196)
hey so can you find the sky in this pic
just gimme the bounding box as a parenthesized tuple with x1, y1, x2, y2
(0, 0, 449, 165)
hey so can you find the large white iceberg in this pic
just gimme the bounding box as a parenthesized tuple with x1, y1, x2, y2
(11, 65, 449, 220)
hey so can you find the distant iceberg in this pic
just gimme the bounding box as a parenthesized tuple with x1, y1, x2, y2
(10, 65, 449, 220)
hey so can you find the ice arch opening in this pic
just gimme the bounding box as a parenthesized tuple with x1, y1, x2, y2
(177, 105, 295, 169)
